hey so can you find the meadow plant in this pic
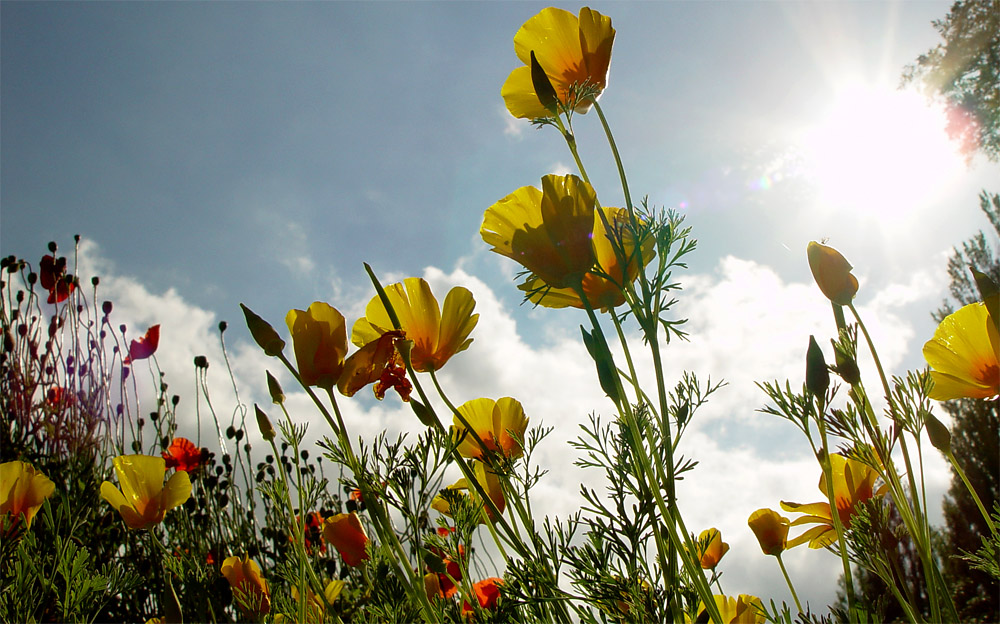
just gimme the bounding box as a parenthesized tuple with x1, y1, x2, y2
(2, 6, 997, 624)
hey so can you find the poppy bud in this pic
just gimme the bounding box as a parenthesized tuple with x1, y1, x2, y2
(925, 413, 951, 453)
(241, 304, 285, 357)
(807, 241, 858, 305)
(266, 371, 284, 405)
(255, 404, 276, 442)
(806, 335, 830, 398)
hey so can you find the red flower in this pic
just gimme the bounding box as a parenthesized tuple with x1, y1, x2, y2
(126, 324, 160, 363)
(296, 511, 326, 555)
(463, 578, 503, 615)
(45, 386, 75, 411)
(162, 437, 202, 473)
(428, 526, 466, 599)
(323, 512, 369, 567)
(39, 255, 75, 304)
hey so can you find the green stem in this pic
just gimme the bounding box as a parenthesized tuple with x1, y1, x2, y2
(947, 448, 998, 533)
(775, 554, 803, 614)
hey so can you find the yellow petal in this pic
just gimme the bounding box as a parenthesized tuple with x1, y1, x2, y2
(161, 470, 192, 511)
(501, 66, 552, 120)
(435, 286, 479, 368)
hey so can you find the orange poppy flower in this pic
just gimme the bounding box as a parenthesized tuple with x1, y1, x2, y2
(452, 397, 529, 461)
(807, 241, 858, 305)
(694, 527, 730, 569)
(323, 511, 370, 567)
(747, 508, 790, 556)
(286, 302, 348, 389)
(100, 455, 191, 530)
(221, 555, 271, 618)
(780, 453, 887, 549)
(462, 577, 504, 615)
(0, 461, 55, 534)
(922, 302, 1000, 400)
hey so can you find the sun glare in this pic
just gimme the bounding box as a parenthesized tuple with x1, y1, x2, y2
(801, 82, 965, 228)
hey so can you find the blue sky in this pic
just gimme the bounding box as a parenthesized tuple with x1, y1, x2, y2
(3, 0, 997, 613)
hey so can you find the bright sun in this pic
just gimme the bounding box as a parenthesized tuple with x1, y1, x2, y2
(800, 81, 965, 228)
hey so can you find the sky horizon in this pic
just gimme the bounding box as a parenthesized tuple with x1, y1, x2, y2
(3, 0, 997, 614)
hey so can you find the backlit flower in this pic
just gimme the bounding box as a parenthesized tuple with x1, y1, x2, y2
(432, 461, 506, 524)
(337, 330, 411, 401)
(351, 278, 478, 372)
(100, 455, 191, 530)
(922, 302, 1000, 400)
(292, 511, 327, 555)
(482, 174, 597, 290)
(452, 397, 529, 461)
(288, 579, 344, 622)
(125, 324, 160, 364)
(694, 594, 765, 624)
(501, 7, 615, 119)
(807, 241, 858, 305)
(323, 511, 369, 567)
(286, 302, 348, 389)
(780, 453, 887, 549)
(462, 577, 504, 616)
(747, 508, 789, 556)
(694, 527, 730, 569)
(221, 554, 271, 618)
(520, 206, 654, 311)
(39, 254, 76, 304)
(1, 461, 55, 533)
(162, 437, 202, 473)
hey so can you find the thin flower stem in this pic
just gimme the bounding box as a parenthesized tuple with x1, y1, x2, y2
(775, 553, 803, 614)
(947, 448, 998, 533)
(814, 418, 858, 617)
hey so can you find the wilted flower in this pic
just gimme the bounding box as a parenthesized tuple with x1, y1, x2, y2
(501, 7, 615, 119)
(337, 330, 412, 401)
(323, 511, 369, 567)
(781, 452, 887, 549)
(694, 527, 730, 569)
(125, 324, 160, 363)
(221, 555, 271, 618)
(807, 241, 858, 305)
(352, 278, 478, 372)
(520, 206, 654, 311)
(462, 577, 504, 616)
(747, 508, 790, 556)
(922, 302, 999, 400)
(452, 397, 529, 461)
(0, 461, 55, 534)
(100, 455, 191, 530)
(431, 461, 506, 524)
(162, 437, 202, 473)
(482, 174, 598, 290)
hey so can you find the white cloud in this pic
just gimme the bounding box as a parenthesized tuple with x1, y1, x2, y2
(502, 107, 529, 138)
(72, 241, 954, 614)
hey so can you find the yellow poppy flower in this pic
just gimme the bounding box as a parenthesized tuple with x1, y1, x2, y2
(100, 455, 191, 530)
(501, 7, 615, 119)
(692, 594, 765, 624)
(286, 302, 348, 389)
(431, 461, 505, 524)
(323, 511, 370, 567)
(351, 278, 478, 372)
(0, 461, 55, 533)
(694, 527, 730, 569)
(482, 174, 597, 291)
(922, 302, 1000, 400)
(807, 241, 859, 305)
(747, 508, 790, 556)
(780, 453, 887, 549)
(520, 206, 654, 311)
(287, 579, 344, 623)
(221, 554, 271, 618)
(452, 397, 529, 461)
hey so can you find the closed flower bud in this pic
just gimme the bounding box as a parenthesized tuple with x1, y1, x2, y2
(241, 304, 285, 357)
(255, 405, 276, 442)
(266, 371, 284, 405)
(807, 241, 859, 305)
(924, 413, 951, 453)
(806, 335, 830, 398)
